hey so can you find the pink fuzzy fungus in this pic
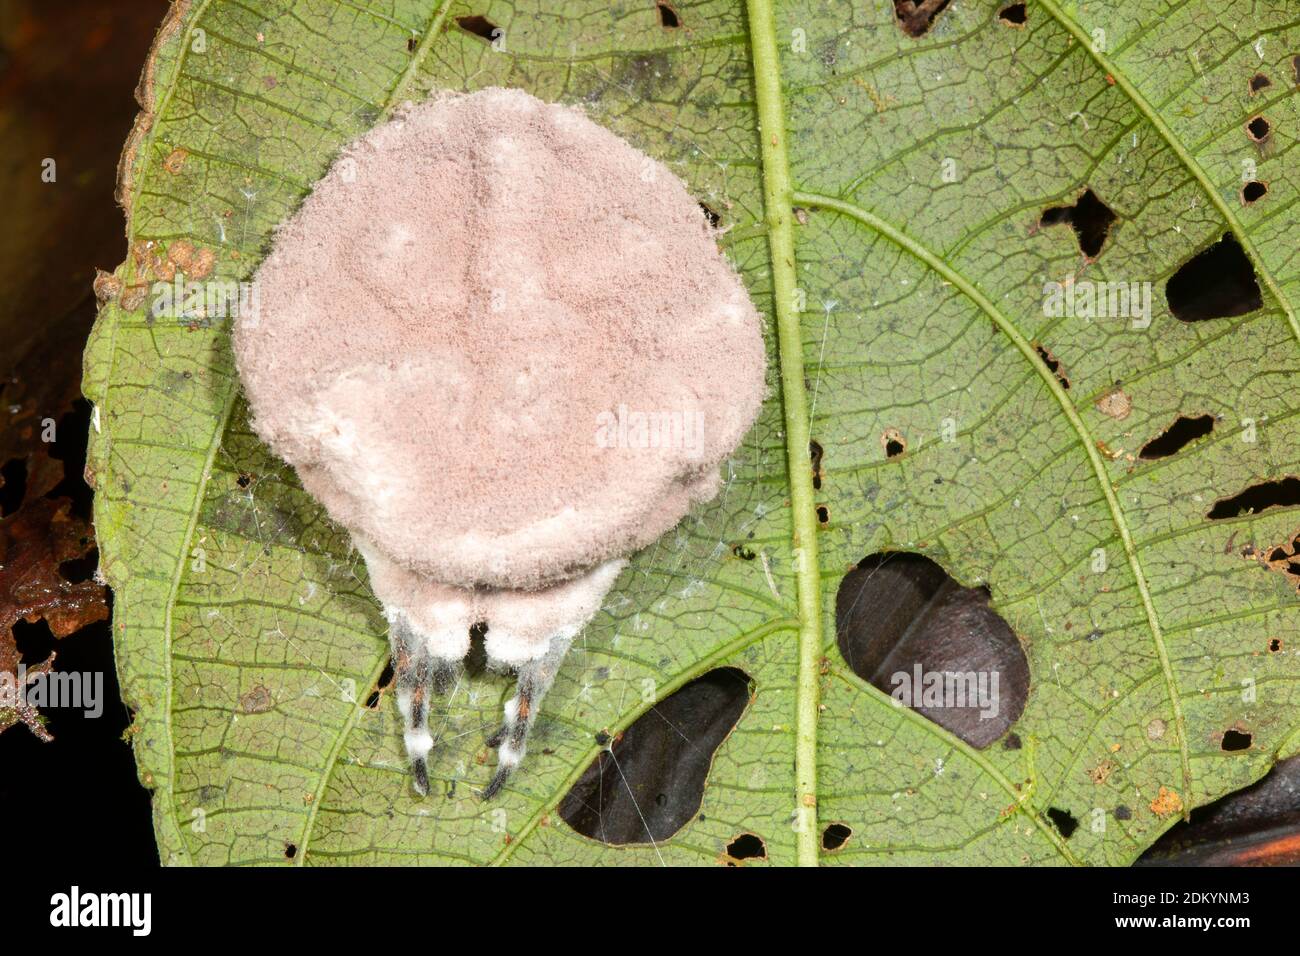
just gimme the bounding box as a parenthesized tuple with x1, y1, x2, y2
(233, 88, 766, 797)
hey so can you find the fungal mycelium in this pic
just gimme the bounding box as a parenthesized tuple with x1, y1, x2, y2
(234, 88, 767, 798)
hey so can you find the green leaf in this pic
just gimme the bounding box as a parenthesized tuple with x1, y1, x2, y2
(86, 0, 1300, 865)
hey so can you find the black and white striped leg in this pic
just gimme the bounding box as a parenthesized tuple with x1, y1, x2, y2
(390, 613, 435, 796)
(482, 630, 574, 800)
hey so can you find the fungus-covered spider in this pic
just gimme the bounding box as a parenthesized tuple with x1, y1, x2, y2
(234, 89, 766, 798)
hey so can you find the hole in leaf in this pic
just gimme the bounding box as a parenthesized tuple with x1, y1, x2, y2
(998, 3, 1027, 25)
(1047, 807, 1079, 839)
(816, 504, 829, 525)
(365, 656, 396, 709)
(1166, 233, 1263, 322)
(1242, 531, 1300, 594)
(58, 549, 99, 585)
(809, 439, 824, 490)
(1138, 413, 1214, 460)
(698, 201, 721, 228)
(1249, 73, 1271, 94)
(656, 2, 680, 28)
(892, 0, 952, 38)
(1038, 188, 1116, 259)
(882, 428, 906, 458)
(1269, 637, 1283, 653)
(1222, 728, 1252, 752)
(725, 832, 766, 860)
(1138, 754, 1300, 865)
(1246, 115, 1271, 142)
(822, 822, 852, 850)
(1034, 344, 1070, 389)
(834, 552, 1029, 748)
(1208, 477, 1300, 520)
(1241, 180, 1267, 204)
(0, 457, 28, 516)
(558, 667, 752, 845)
(284, 842, 297, 859)
(406, 35, 417, 53)
(13, 617, 56, 662)
(456, 15, 500, 42)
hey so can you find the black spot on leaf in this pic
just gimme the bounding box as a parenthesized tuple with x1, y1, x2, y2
(998, 3, 1027, 26)
(892, 0, 952, 38)
(698, 201, 721, 227)
(822, 822, 852, 850)
(810, 439, 824, 490)
(1166, 233, 1263, 322)
(656, 1, 680, 28)
(1241, 180, 1267, 204)
(882, 428, 906, 458)
(455, 15, 500, 43)
(1247, 115, 1271, 142)
(558, 667, 752, 845)
(365, 657, 395, 709)
(834, 552, 1029, 748)
(1038, 188, 1117, 259)
(1221, 728, 1252, 752)
(1249, 73, 1271, 94)
(1047, 807, 1079, 839)
(1034, 344, 1069, 389)
(725, 832, 766, 861)
(1138, 413, 1214, 460)
(1207, 476, 1300, 520)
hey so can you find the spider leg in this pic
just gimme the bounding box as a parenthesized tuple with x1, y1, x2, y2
(388, 610, 473, 796)
(365, 546, 477, 796)
(389, 612, 435, 796)
(479, 559, 626, 799)
(482, 629, 573, 800)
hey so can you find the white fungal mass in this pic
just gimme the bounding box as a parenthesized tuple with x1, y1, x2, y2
(233, 88, 766, 798)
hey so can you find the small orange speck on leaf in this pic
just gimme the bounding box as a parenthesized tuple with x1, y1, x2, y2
(1149, 786, 1182, 817)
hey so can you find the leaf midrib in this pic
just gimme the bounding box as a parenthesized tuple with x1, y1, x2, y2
(744, 0, 827, 867)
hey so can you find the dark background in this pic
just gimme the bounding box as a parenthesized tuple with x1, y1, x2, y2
(0, 0, 167, 867)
